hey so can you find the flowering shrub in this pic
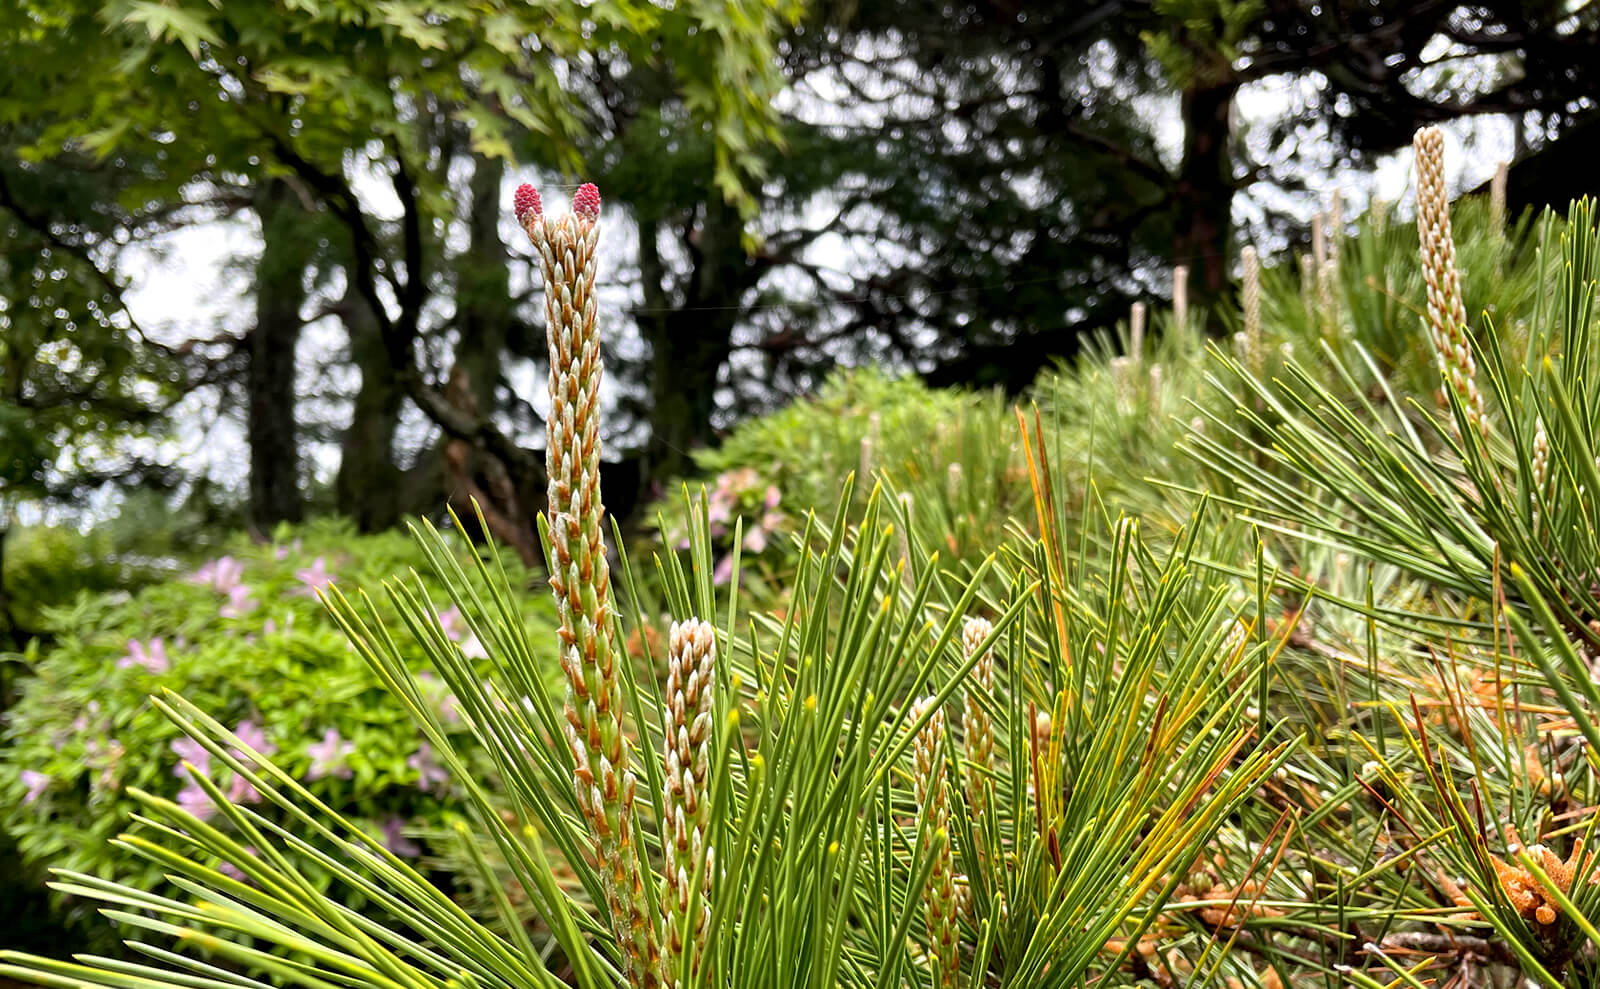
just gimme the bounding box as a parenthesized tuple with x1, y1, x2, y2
(656, 466, 787, 585)
(0, 519, 555, 943)
(660, 368, 1027, 580)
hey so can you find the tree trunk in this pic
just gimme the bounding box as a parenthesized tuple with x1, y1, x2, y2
(335, 285, 410, 531)
(637, 195, 748, 490)
(437, 154, 546, 561)
(454, 155, 513, 414)
(247, 178, 307, 531)
(1172, 76, 1240, 331)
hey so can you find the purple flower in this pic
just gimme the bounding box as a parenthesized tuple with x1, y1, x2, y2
(381, 815, 421, 857)
(436, 606, 466, 642)
(20, 770, 50, 804)
(226, 773, 263, 805)
(171, 736, 211, 780)
(764, 485, 781, 509)
(116, 637, 169, 674)
(293, 557, 334, 595)
(306, 728, 354, 781)
(220, 584, 258, 618)
(176, 782, 215, 819)
(407, 742, 449, 794)
(231, 720, 276, 760)
(217, 847, 258, 883)
(744, 527, 768, 553)
(712, 554, 734, 586)
(191, 556, 245, 594)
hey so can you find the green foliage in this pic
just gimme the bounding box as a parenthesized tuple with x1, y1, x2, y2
(0, 519, 556, 944)
(674, 368, 1029, 578)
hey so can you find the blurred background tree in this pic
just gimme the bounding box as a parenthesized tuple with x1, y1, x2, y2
(3, 0, 1598, 554)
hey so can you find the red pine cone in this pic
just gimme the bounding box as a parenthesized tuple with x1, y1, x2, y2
(513, 184, 542, 222)
(572, 183, 601, 221)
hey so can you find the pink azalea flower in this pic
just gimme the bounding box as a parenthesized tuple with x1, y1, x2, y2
(744, 527, 768, 553)
(459, 633, 489, 660)
(217, 847, 258, 883)
(712, 554, 734, 586)
(171, 736, 211, 780)
(176, 782, 215, 819)
(220, 584, 258, 618)
(764, 485, 781, 509)
(20, 769, 50, 804)
(407, 742, 449, 794)
(231, 720, 276, 759)
(306, 728, 355, 781)
(293, 557, 334, 595)
(381, 815, 421, 857)
(191, 556, 245, 594)
(116, 637, 169, 674)
(226, 773, 263, 805)
(436, 606, 466, 641)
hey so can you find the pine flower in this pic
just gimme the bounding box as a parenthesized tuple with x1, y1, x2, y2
(1490, 161, 1508, 232)
(1531, 417, 1550, 535)
(912, 697, 960, 988)
(1532, 418, 1550, 495)
(960, 618, 995, 822)
(517, 183, 664, 988)
(1240, 245, 1261, 378)
(1172, 265, 1189, 333)
(1413, 126, 1488, 439)
(513, 183, 542, 223)
(661, 618, 717, 986)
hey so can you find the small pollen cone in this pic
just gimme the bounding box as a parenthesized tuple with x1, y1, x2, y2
(514, 184, 542, 222)
(573, 183, 601, 221)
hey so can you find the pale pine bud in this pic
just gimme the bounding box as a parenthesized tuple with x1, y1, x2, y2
(946, 461, 962, 504)
(661, 618, 717, 983)
(1172, 265, 1189, 333)
(518, 185, 665, 988)
(1491, 161, 1509, 232)
(960, 618, 996, 821)
(1129, 301, 1146, 361)
(911, 697, 960, 987)
(1532, 419, 1550, 495)
(860, 412, 880, 482)
(1414, 126, 1488, 440)
(1240, 245, 1262, 379)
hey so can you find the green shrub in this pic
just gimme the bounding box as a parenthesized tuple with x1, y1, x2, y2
(0, 518, 557, 943)
(658, 367, 1028, 581)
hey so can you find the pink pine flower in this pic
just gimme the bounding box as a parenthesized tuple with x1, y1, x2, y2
(20, 769, 50, 804)
(116, 637, 170, 674)
(514, 184, 542, 222)
(572, 182, 600, 221)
